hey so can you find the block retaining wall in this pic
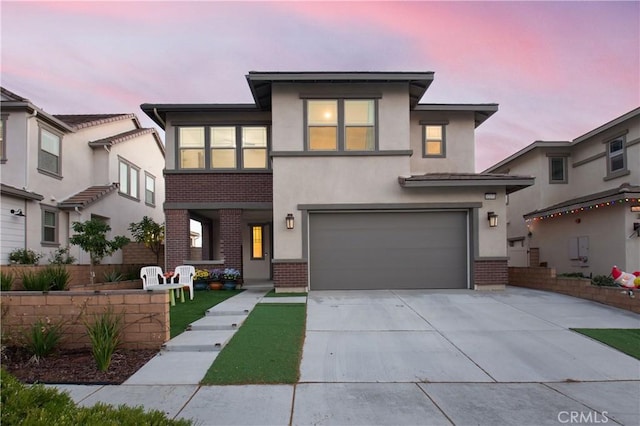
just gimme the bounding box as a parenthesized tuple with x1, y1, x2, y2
(509, 267, 639, 314)
(0, 290, 170, 350)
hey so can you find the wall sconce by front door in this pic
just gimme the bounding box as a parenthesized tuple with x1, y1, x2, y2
(487, 211, 498, 228)
(285, 213, 295, 230)
(10, 209, 25, 217)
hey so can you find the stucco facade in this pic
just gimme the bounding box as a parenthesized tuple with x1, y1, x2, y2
(1, 87, 165, 265)
(485, 107, 640, 275)
(143, 71, 532, 291)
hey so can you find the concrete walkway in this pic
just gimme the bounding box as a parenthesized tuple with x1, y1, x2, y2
(51, 286, 640, 425)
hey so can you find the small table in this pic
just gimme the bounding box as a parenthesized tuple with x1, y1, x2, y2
(147, 283, 185, 306)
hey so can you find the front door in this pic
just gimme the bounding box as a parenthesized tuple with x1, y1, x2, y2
(243, 223, 272, 280)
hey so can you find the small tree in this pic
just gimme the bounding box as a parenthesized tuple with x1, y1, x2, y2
(128, 216, 164, 265)
(69, 219, 129, 285)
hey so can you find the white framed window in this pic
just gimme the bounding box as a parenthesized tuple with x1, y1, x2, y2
(119, 158, 139, 199)
(38, 126, 62, 176)
(306, 99, 377, 151)
(145, 173, 155, 206)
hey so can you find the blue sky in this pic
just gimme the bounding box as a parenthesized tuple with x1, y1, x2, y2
(1, 1, 638, 170)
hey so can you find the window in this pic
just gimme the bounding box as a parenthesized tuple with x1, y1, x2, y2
(306, 99, 376, 151)
(177, 125, 269, 170)
(549, 157, 567, 183)
(0, 114, 7, 162)
(251, 225, 264, 260)
(242, 127, 268, 168)
(38, 126, 62, 176)
(42, 208, 58, 244)
(178, 127, 205, 169)
(423, 124, 446, 157)
(145, 173, 155, 206)
(607, 136, 626, 177)
(119, 158, 139, 199)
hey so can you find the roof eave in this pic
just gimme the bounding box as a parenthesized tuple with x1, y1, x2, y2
(398, 176, 535, 194)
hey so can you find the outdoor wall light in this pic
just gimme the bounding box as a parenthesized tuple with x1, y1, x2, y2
(285, 213, 295, 230)
(10, 209, 25, 217)
(487, 211, 498, 228)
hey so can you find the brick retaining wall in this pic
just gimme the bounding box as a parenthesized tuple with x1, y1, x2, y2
(509, 267, 639, 314)
(1, 290, 170, 350)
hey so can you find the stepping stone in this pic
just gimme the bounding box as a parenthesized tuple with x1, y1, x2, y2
(162, 330, 235, 352)
(189, 315, 247, 330)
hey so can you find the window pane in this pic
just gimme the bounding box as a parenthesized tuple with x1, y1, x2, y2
(211, 148, 236, 168)
(345, 127, 374, 150)
(550, 158, 565, 181)
(609, 138, 623, 154)
(179, 128, 204, 148)
(243, 148, 267, 169)
(211, 127, 236, 148)
(242, 127, 267, 147)
(426, 141, 442, 155)
(309, 127, 337, 150)
(426, 126, 442, 140)
(252, 226, 263, 259)
(39, 151, 59, 173)
(345, 100, 374, 125)
(308, 101, 337, 125)
(119, 162, 128, 191)
(41, 129, 60, 155)
(43, 211, 56, 242)
(44, 211, 56, 226)
(130, 168, 138, 197)
(180, 149, 204, 168)
(610, 154, 624, 172)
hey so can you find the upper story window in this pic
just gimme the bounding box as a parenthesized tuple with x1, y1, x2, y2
(0, 114, 7, 163)
(606, 135, 627, 179)
(119, 158, 139, 199)
(177, 125, 269, 170)
(41, 206, 58, 245)
(145, 173, 156, 206)
(38, 126, 62, 177)
(306, 99, 376, 151)
(422, 124, 446, 157)
(549, 156, 568, 184)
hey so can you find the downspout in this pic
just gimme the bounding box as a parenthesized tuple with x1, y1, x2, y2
(25, 109, 37, 191)
(153, 108, 165, 128)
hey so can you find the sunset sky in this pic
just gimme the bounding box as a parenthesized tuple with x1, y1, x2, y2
(1, 1, 638, 171)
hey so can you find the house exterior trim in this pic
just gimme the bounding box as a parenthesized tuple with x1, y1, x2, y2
(297, 202, 482, 211)
(271, 150, 412, 157)
(164, 202, 273, 210)
(0, 183, 44, 201)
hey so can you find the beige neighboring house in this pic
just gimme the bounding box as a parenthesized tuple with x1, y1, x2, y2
(1, 87, 165, 265)
(485, 107, 640, 275)
(143, 71, 533, 291)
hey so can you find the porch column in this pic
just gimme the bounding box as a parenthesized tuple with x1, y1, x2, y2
(165, 209, 190, 271)
(220, 209, 242, 272)
(201, 220, 211, 260)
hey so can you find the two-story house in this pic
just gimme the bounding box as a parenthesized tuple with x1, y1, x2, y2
(485, 107, 640, 275)
(1, 87, 165, 265)
(143, 71, 533, 292)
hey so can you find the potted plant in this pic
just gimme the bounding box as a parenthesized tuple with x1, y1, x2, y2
(222, 268, 241, 290)
(193, 269, 210, 291)
(208, 269, 224, 290)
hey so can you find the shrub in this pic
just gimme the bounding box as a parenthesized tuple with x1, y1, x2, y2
(85, 306, 123, 371)
(48, 246, 76, 264)
(8, 248, 42, 265)
(44, 265, 70, 291)
(0, 271, 14, 291)
(103, 270, 124, 282)
(21, 270, 50, 291)
(592, 275, 616, 287)
(22, 318, 65, 361)
(1, 369, 192, 425)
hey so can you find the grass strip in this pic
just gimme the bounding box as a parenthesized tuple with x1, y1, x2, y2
(572, 328, 640, 360)
(201, 303, 306, 384)
(264, 289, 308, 297)
(170, 290, 243, 338)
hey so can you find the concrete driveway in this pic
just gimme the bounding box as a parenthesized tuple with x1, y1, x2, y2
(295, 287, 640, 425)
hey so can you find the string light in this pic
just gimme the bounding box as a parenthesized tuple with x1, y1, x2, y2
(526, 198, 639, 222)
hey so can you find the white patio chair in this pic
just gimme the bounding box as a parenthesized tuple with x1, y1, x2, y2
(173, 265, 195, 300)
(140, 266, 165, 290)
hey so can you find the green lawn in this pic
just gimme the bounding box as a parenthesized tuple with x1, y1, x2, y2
(170, 290, 243, 338)
(572, 328, 640, 360)
(201, 303, 306, 384)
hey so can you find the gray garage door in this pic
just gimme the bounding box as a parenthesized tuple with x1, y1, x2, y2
(309, 211, 468, 290)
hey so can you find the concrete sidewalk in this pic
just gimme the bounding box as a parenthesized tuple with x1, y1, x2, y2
(52, 287, 640, 425)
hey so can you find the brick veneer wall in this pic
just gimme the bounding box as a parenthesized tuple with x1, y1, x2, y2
(122, 243, 165, 270)
(473, 259, 508, 289)
(165, 173, 272, 204)
(165, 209, 190, 270)
(220, 209, 242, 272)
(3, 264, 147, 290)
(1, 290, 170, 350)
(509, 267, 639, 314)
(273, 262, 308, 291)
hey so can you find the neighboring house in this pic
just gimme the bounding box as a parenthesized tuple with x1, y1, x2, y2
(485, 107, 640, 275)
(1, 87, 165, 265)
(142, 71, 533, 291)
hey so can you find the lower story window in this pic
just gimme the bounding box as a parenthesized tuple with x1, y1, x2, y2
(42, 208, 58, 244)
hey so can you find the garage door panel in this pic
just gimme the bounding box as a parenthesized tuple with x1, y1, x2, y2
(309, 212, 468, 290)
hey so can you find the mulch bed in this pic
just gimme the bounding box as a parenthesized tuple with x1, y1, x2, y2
(2, 346, 158, 385)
